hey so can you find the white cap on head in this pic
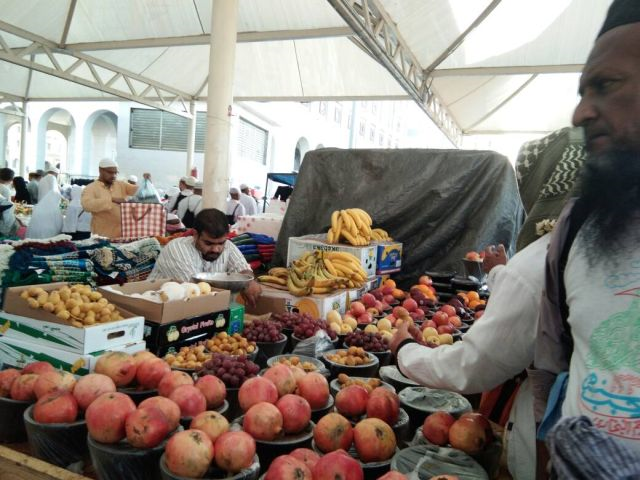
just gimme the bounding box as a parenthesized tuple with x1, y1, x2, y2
(128, 175, 138, 183)
(240, 183, 249, 190)
(180, 176, 190, 184)
(184, 176, 197, 188)
(194, 181, 204, 190)
(99, 158, 119, 169)
(48, 167, 60, 174)
(229, 187, 240, 195)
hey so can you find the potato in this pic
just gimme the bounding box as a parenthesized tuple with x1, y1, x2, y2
(71, 320, 84, 328)
(56, 310, 70, 321)
(36, 292, 49, 306)
(27, 298, 39, 309)
(43, 302, 55, 313)
(81, 295, 90, 304)
(107, 304, 115, 312)
(70, 306, 81, 317)
(97, 298, 108, 307)
(66, 298, 79, 309)
(59, 288, 71, 301)
(54, 303, 65, 314)
(48, 292, 60, 305)
(27, 287, 41, 297)
(99, 314, 111, 323)
(89, 291, 102, 301)
(70, 292, 81, 301)
(20, 291, 29, 300)
(80, 303, 91, 313)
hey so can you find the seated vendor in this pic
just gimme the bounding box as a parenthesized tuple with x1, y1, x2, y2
(149, 208, 262, 306)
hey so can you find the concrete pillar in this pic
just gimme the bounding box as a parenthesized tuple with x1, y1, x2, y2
(202, 0, 238, 210)
(186, 100, 197, 176)
(19, 102, 28, 175)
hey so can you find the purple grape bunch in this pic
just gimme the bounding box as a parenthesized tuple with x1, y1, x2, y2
(197, 352, 260, 388)
(344, 330, 390, 352)
(243, 319, 283, 343)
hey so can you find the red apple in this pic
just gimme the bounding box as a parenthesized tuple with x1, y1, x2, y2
(437, 324, 454, 335)
(381, 286, 394, 296)
(361, 293, 377, 309)
(418, 276, 432, 286)
(448, 315, 462, 328)
(350, 302, 366, 316)
(440, 305, 457, 317)
(357, 312, 373, 324)
(432, 311, 450, 326)
(414, 308, 425, 318)
(423, 319, 437, 330)
(402, 298, 418, 312)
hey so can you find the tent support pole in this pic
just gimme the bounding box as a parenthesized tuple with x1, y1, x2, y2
(202, 0, 238, 211)
(186, 100, 196, 176)
(19, 101, 28, 176)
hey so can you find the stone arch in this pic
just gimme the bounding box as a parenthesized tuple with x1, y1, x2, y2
(36, 108, 76, 173)
(294, 137, 310, 171)
(82, 109, 118, 176)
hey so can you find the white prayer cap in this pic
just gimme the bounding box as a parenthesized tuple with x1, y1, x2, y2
(47, 166, 60, 174)
(229, 187, 240, 194)
(240, 183, 249, 190)
(193, 181, 204, 189)
(184, 176, 197, 187)
(99, 158, 119, 169)
(128, 175, 138, 183)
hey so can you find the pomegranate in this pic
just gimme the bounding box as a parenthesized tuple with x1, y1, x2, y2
(165, 429, 214, 478)
(243, 402, 283, 441)
(0, 368, 20, 397)
(379, 472, 408, 479)
(353, 418, 396, 462)
(289, 448, 321, 470)
(190, 411, 229, 443)
(422, 411, 455, 446)
(33, 392, 78, 424)
(276, 394, 311, 434)
(22, 361, 55, 375)
(125, 406, 170, 448)
(157, 370, 194, 397)
(73, 373, 117, 411)
(335, 385, 369, 418)
(10, 373, 39, 401)
(290, 366, 306, 383)
(34, 370, 76, 399)
(132, 350, 157, 366)
(135, 358, 170, 390)
(195, 375, 226, 409)
(168, 384, 206, 418)
(440, 305, 457, 317)
(265, 455, 312, 480)
(366, 387, 400, 426)
(95, 352, 137, 387)
(313, 413, 353, 453)
(459, 412, 495, 442)
(214, 431, 256, 473)
(312, 449, 364, 480)
(139, 396, 181, 432)
(238, 376, 278, 412)
(448, 417, 488, 454)
(86, 391, 136, 443)
(296, 372, 330, 409)
(263, 363, 297, 397)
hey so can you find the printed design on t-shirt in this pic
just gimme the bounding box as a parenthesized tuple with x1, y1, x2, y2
(580, 291, 640, 440)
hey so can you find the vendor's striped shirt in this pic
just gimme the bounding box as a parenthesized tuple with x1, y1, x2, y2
(148, 236, 250, 282)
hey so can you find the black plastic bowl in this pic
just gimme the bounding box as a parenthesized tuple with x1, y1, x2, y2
(117, 386, 158, 406)
(0, 396, 31, 443)
(290, 334, 339, 351)
(179, 400, 229, 430)
(266, 354, 325, 373)
(159, 452, 260, 480)
(378, 366, 419, 393)
(23, 404, 88, 467)
(329, 377, 396, 397)
(254, 334, 287, 365)
(399, 387, 472, 433)
(232, 416, 315, 470)
(369, 350, 392, 367)
(88, 430, 173, 480)
(311, 395, 335, 423)
(321, 350, 380, 379)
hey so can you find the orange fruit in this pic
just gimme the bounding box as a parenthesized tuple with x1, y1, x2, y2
(468, 300, 480, 309)
(383, 279, 396, 289)
(467, 291, 480, 302)
(392, 288, 405, 300)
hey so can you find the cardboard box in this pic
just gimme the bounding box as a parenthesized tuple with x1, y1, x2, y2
(144, 310, 229, 356)
(0, 336, 146, 376)
(0, 311, 144, 355)
(374, 241, 403, 274)
(98, 279, 231, 324)
(347, 276, 382, 301)
(241, 285, 347, 319)
(4, 282, 143, 326)
(287, 235, 378, 277)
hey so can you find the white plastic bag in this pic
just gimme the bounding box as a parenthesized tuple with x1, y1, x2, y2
(133, 178, 161, 204)
(26, 190, 63, 238)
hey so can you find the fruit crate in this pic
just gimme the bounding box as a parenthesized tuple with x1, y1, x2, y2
(0, 443, 94, 479)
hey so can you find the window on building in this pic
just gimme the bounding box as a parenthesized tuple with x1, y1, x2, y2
(347, 114, 352, 130)
(359, 120, 366, 136)
(319, 102, 328, 116)
(369, 125, 376, 141)
(372, 103, 378, 115)
(129, 108, 207, 152)
(237, 117, 268, 165)
(378, 133, 384, 146)
(334, 104, 342, 124)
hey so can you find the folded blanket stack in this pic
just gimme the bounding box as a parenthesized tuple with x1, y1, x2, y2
(230, 233, 276, 270)
(90, 237, 161, 286)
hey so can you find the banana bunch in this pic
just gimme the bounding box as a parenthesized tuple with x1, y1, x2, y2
(370, 228, 393, 241)
(326, 208, 373, 246)
(257, 251, 368, 297)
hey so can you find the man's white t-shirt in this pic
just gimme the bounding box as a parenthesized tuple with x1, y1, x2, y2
(562, 228, 640, 452)
(239, 193, 258, 216)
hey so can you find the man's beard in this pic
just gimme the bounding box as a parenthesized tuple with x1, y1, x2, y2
(201, 252, 221, 262)
(578, 149, 640, 264)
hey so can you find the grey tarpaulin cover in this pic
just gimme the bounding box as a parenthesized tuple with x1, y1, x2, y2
(274, 148, 524, 285)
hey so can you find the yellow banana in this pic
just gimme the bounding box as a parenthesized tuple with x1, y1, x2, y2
(333, 215, 342, 242)
(330, 210, 340, 232)
(348, 209, 371, 233)
(287, 275, 312, 296)
(268, 267, 289, 277)
(312, 286, 334, 294)
(264, 283, 289, 291)
(340, 210, 357, 237)
(326, 251, 359, 263)
(353, 208, 372, 225)
(289, 269, 311, 288)
(257, 275, 287, 286)
(345, 210, 364, 237)
(323, 258, 339, 276)
(341, 229, 360, 246)
(326, 228, 335, 244)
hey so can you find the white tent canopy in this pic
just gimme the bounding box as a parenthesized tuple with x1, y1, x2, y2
(0, 0, 612, 143)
